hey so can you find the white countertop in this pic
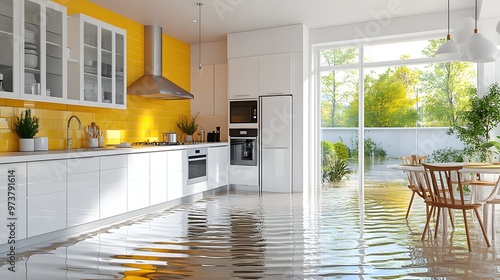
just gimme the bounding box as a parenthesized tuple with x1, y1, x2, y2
(0, 142, 228, 164)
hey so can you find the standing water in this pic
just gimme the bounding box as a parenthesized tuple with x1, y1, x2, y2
(1, 167, 500, 278)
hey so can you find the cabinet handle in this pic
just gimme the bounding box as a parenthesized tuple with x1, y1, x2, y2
(233, 94, 251, 97)
(264, 92, 287, 95)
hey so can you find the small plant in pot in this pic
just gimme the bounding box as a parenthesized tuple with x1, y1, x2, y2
(14, 108, 39, 152)
(176, 113, 199, 142)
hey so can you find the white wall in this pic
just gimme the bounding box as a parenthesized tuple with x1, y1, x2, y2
(190, 41, 229, 141)
(322, 127, 463, 158)
(191, 41, 227, 66)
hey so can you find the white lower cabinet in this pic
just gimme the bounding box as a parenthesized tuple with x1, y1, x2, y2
(167, 150, 187, 201)
(150, 152, 168, 205)
(27, 160, 67, 237)
(0, 145, 228, 246)
(67, 157, 100, 227)
(0, 163, 27, 244)
(208, 146, 229, 190)
(128, 153, 150, 211)
(229, 165, 258, 186)
(100, 155, 127, 218)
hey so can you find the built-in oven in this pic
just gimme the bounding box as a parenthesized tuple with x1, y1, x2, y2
(187, 147, 207, 185)
(229, 100, 258, 124)
(229, 129, 258, 166)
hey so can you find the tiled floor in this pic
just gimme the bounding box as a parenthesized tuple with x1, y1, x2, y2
(1, 180, 500, 279)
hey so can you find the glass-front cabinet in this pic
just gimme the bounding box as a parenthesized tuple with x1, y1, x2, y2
(67, 14, 126, 109)
(20, 0, 66, 102)
(0, 0, 19, 98)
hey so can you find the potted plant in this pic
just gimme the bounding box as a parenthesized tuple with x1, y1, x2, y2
(449, 83, 500, 161)
(176, 113, 199, 142)
(13, 108, 40, 152)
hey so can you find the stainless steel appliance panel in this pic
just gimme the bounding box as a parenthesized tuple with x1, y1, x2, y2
(187, 148, 207, 185)
(229, 129, 258, 166)
(229, 100, 258, 124)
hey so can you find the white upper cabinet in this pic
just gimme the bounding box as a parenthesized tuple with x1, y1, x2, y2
(228, 56, 258, 99)
(20, 0, 67, 102)
(229, 53, 292, 99)
(67, 14, 126, 109)
(191, 63, 228, 115)
(0, 0, 20, 99)
(258, 53, 292, 95)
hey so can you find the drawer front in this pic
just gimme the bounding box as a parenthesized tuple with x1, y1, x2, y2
(100, 155, 127, 170)
(67, 157, 99, 175)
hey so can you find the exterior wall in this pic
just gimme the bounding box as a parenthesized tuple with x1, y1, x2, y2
(0, 0, 191, 151)
(321, 127, 463, 158)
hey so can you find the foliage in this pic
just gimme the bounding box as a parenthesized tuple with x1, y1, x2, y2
(363, 66, 420, 127)
(448, 83, 500, 159)
(321, 140, 351, 183)
(350, 136, 387, 158)
(429, 147, 464, 163)
(14, 109, 39, 139)
(322, 155, 351, 183)
(421, 39, 476, 127)
(320, 39, 476, 129)
(176, 113, 199, 135)
(332, 142, 349, 160)
(320, 48, 359, 127)
(481, 135, 500, 155)
(321, 140, 335, 160)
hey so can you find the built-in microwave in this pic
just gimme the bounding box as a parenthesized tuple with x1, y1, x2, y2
(229, 100, 257, 124)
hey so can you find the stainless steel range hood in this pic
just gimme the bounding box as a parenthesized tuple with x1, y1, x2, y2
(127, 25, 194, 99)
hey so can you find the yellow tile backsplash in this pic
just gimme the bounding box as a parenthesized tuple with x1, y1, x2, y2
(0, 0, 191, 152)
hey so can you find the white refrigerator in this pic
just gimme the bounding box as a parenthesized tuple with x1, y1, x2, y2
(259, 95, 293, 193)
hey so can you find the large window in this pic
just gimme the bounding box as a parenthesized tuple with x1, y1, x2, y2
(319, 37, 477, 188)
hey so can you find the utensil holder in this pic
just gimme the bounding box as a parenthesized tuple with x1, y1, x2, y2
(98, 136, 105, 148)
(88, 138, 98, 148)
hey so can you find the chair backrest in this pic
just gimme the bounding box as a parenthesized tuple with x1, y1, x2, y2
(400, 155, 429, 197)
(400, 155, 428, 165)
(422, 163, 467, 206)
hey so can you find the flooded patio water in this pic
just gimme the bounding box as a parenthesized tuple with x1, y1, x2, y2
(1, 160, 500, 279)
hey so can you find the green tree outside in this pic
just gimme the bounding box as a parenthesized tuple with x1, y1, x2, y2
(420, 39, 476, 127)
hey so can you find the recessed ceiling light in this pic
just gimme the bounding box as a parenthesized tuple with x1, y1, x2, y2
(192, 19, 198, 23)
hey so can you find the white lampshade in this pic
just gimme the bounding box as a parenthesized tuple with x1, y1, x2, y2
(466, 32, 497, 63)
(457, 43, 470, 60)
(435, 39, 460, 59)
(454, 17, 475, 45)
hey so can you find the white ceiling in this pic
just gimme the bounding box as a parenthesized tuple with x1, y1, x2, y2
(89, 0, 483, 44)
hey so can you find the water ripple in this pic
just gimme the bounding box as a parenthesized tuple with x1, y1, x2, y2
(1, 183, 500, 279)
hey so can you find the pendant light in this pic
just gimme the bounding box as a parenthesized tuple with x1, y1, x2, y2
(466, 0, 496, 63)
(197, 2, 203, 75)
(435, 0, 459, 59)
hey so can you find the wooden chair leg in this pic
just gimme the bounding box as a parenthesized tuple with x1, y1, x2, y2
(405, 191, 416, 219)
(422, 206, 435, 241)
(492, 205, 496, 240)
(462, 209, 472, 252)
(448, 208, 455, 229)
(434, 206, 442, 239)
(474, 208, 491, 248)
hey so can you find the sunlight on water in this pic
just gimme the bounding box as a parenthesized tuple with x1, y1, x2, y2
(1, 177, 500, 279)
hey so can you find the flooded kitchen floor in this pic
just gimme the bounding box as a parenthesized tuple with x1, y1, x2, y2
(2, 180, 500, 279)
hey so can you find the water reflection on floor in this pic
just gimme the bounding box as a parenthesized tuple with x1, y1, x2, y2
(2, 180, 500, 279)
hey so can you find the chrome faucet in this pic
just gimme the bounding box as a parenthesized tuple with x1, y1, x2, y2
(67, 115, 82, 149)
